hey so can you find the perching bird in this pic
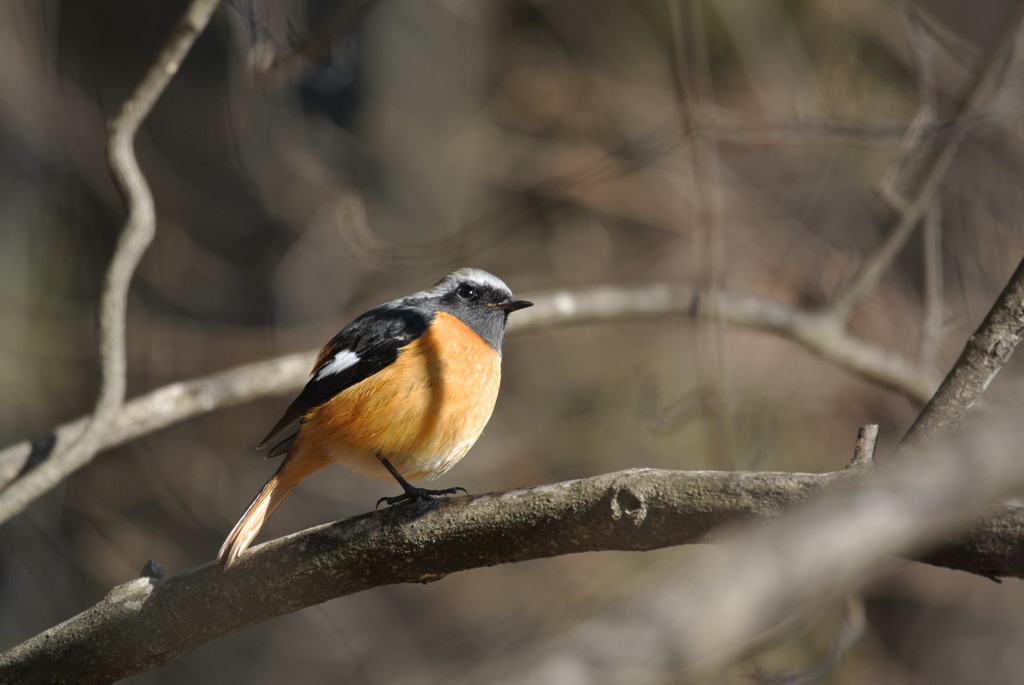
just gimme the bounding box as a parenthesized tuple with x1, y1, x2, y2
(217, 268, 532, 567)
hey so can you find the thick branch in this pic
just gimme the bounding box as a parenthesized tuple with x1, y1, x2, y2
(0, 0, 223, 524)
(637, 411, 1024, 679)
(2, 462, 1024, 684)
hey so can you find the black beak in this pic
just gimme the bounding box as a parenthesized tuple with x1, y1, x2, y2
(498, 299, 533, 312)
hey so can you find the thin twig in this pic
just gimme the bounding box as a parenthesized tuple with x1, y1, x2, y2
(0, 284, 938, 517)
(512, 285, 938, 401)
(826, 0, 1024, 322)
(846, 424, 879, 469)
(827, 133, 962, 322)
(0, 353, 313, 494)
(920, 201, 945, 370)
(672, 0, 734, 467)
(899, 0, 946, 373)
(0, 0, 223, 524)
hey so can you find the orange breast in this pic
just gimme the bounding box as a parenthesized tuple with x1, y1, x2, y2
(293, 312, 502, 482)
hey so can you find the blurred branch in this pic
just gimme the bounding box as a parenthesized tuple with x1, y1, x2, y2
(826, 0, 1024, 322)
(751, 595, 866, 685)
(252, 0, 377, 91)
(900, 0, 945, 374)
(696, 108, 913, 149)
(0, 282, 938, 514)
(626, 405, 1024, 682)
(672, 0, 735, 467)
(4, 451, 1024, 684)
(492, 378, 1024, 685)
(0, 0, 222, 525)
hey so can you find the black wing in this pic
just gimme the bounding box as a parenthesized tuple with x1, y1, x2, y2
(258, 304, 433, 449)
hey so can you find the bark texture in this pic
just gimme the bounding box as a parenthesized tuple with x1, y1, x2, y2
(2, 466, 1023, 684)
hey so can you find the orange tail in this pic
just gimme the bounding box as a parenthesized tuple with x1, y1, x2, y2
(218, 448, 332, 567)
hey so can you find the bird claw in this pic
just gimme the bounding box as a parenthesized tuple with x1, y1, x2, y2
(375, 486, 467, 509)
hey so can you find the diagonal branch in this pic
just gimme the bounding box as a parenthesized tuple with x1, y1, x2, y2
(899, 253, 1024, 451)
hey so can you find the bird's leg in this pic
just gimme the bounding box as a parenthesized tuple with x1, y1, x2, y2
(375, 454, 467, 507)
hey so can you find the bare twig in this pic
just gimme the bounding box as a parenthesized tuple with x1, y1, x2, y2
(827, 133, 962, 322)
(0, 0, 223, 524)
(0, 352, 313, 493)
(846, 424, 878, 469)
(826, 0, 1024, 322)
(0, 283, 938, 517)
(512, 285, 938, 401)
(920, 199, 945, 369)
(671, 0, 734, 467)
(3, 453, 1024, 684)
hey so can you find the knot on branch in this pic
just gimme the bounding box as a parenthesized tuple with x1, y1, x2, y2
(611, 487, 648, 526)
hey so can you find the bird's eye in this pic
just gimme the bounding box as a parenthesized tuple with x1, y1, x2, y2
(456, 283, 477, 300)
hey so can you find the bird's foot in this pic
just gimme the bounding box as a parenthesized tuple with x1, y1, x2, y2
(376, 486, 468, 509)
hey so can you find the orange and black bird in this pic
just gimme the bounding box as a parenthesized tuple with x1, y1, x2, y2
(217, 268, 532, 567)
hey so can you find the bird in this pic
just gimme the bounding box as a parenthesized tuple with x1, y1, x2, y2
(217, 268, 532, 567)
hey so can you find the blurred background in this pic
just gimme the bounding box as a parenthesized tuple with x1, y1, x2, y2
(3, 0, 1024, 682)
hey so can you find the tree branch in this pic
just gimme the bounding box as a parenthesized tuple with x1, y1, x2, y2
(0, 0, 223, 524)
(899, 253, 1024, 451)
(488, 412, 1024, 684)
(512, 284, 938, 401)
(0, 353, 313, 491)
(638, 409, 1024, 681)
(3, 459, 1024, 684)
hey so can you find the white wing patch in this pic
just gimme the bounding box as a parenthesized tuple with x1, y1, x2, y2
(315, 350, 360, 380)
